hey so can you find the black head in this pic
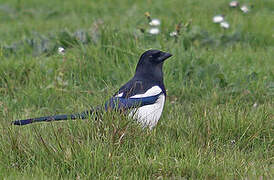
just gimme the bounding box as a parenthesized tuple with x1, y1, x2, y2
(134, 50, 172, 82)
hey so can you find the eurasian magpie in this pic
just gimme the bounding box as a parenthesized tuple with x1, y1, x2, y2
(12, 49, 172, 129)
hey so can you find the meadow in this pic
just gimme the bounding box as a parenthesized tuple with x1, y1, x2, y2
(0, 0, 273, 179)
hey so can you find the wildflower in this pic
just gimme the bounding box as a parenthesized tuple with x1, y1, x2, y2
(169, 31, 178, 37)
(240, 5, 249, 13)
(148, 28, 160, 35)
(145, 12, 152, 22)
(149, 19, 161, 26)
(253, 102, 258, 108)
(176, 22, 182, 34)
(58, 47, 65, 55)
(213, 15, 224, 23)
(139, 27, 145, 33)
(220, 21, 230, 29)
(184, 19, 192, 29)
(229, 1, 239, 8)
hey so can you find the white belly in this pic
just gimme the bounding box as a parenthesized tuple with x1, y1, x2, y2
(129, 94, 165, 129)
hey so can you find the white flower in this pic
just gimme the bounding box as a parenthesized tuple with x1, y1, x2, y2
(213, 15, 224, 23)
(58, 47, 65, 55)
(169, 31, 178, 37)
(240, 5, 249, 13)
(253, 102, 258, 108)
(230, 140, 236, 145)
(149, 19, 161, 26)
(148, 28, 160, 35)
(220, 21, 230, 29)
(229, 1, 239, 8)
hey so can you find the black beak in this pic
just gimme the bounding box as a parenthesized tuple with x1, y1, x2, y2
(159, 52, 172, 62)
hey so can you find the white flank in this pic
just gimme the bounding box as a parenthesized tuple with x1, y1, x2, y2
(129, 86, 165, 129)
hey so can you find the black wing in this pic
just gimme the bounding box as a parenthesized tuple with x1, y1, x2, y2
(104, 92, 163, 111)
(115, 77, 166, 98)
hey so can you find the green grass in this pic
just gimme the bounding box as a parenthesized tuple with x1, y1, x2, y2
(0, 0, 273, 179)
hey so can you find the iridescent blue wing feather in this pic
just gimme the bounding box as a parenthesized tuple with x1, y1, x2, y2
(105, 92, 163, 111)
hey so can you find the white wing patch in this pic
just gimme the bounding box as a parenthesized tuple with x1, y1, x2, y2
(115, 92, 123, 97)
(130, 86, 162, 98)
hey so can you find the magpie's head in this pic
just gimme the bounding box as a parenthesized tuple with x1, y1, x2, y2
(138, 49, 172, 64)
(135, 50, 172, 81)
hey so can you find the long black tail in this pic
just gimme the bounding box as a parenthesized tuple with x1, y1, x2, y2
(12, 109, 98, 126)
(12, 94, 149, 126)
